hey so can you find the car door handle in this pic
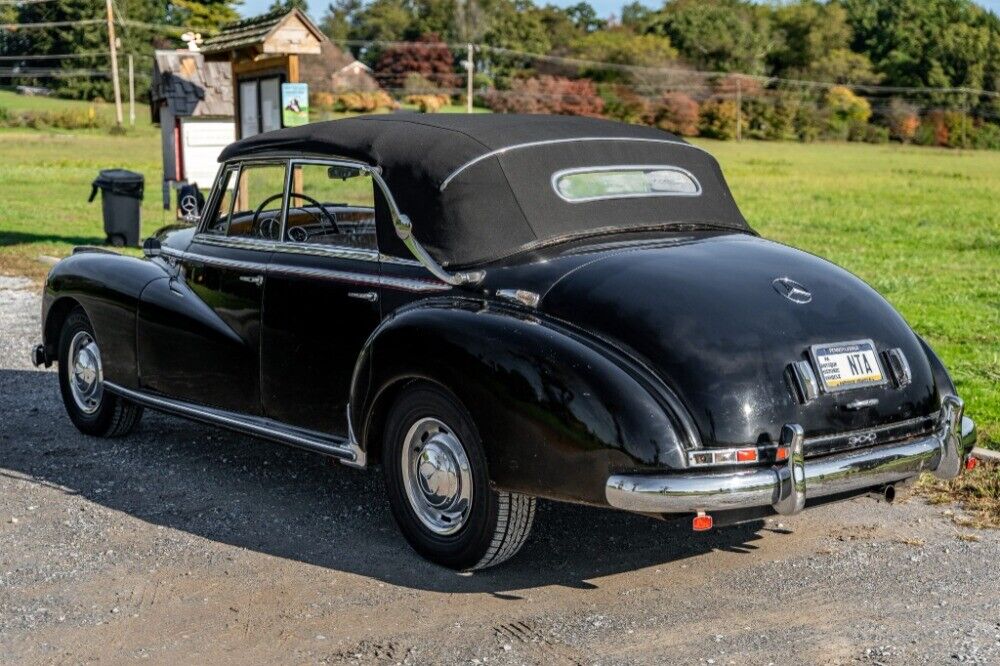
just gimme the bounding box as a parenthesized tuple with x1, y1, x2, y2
(239, 275, 264, 286)
(348, 291, 378, 302)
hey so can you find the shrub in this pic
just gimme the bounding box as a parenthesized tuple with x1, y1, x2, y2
(698, 99, 738, 140)
(484, 76, 604, 117)
(886, 98, 920, 143)
(402, 72, 439, 95)
(743, 97, 797, 141)
(404, 94, 451, 112)
(598, 85, 651, 125)
(326, 91, 396, 113)
(915, 110, 964, 148)
(824, 86, 871, 139)
(0, 106, 102, 130)
(862, 124, 890, 144)
(652, 92, 699, 136)
(793, 102, 825, 142)
(972, 122, 1000, 150)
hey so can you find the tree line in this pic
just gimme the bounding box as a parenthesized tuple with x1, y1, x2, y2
(2, 0, 999, 148)
(320, 0, 1000, 96)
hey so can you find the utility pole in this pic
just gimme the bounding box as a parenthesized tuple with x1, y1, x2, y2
(466, 43, 474, 114)
(104, 0, 123, 130)
(735, 77, 742, 142)
(128, 53, 135, 126)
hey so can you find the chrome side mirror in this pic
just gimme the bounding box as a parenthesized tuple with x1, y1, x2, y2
(142, 237, 162, 258)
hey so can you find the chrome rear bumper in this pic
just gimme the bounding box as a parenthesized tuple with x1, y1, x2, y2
(606, 396, 976, 516)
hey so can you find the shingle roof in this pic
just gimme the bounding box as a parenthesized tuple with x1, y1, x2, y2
(150, 50, 233, 119)
(200, 9, 286, 54)
(199, 8, 324, 56)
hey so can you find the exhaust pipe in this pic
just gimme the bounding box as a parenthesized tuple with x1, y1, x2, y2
(867, 484, 896, 504)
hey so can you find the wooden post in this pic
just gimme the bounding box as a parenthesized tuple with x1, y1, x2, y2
(466, 43, 474, 113)
(735, 77, 742, 143)
(961, 95, 968, 150)
(104, 0, 123, 129)
(127, 54, 135, 126)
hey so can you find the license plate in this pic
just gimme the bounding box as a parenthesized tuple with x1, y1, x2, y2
(809, 339, 886, 393)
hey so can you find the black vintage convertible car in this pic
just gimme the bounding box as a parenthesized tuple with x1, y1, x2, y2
(34, 114, 977, 570)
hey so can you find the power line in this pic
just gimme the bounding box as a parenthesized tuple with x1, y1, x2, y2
(0, 18, 203, 32)
(480, 45, 1000, 99)
(0, 52, 111, 60)
(1, 19, 104, 29)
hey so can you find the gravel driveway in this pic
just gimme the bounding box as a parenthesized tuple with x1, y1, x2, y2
(1, 276, 998, 665)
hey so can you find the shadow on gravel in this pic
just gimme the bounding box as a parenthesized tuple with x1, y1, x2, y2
(0, 368, 766, 594)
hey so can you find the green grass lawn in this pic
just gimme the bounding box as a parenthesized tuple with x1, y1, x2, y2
(0, 120, 997, 448)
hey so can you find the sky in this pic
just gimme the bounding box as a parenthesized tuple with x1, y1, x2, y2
(238, 0, 1000, 24)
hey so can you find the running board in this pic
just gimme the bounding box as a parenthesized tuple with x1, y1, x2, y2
(104, 382, 365, 467)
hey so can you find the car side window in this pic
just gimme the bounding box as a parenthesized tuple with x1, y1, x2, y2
(227, 163, 287, 240)
(203, 167, 237, 235)
(283, 162, 377, 251)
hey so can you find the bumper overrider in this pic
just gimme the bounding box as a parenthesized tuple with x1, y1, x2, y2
(606, 396, 976, 516)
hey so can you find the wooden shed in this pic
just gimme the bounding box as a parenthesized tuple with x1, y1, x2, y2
(201, 9, 324, 139)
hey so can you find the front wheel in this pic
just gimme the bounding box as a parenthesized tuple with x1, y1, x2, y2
(382, 383, 535, 570)
(57, 307, 143, 437)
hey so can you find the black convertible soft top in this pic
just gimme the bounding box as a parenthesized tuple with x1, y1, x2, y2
(220, 114, 750, 266)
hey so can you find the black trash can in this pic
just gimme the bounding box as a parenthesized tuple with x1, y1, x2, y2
(89, 169, 144, 247)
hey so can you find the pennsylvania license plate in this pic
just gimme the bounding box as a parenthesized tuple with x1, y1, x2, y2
(809, 339, 887, 393)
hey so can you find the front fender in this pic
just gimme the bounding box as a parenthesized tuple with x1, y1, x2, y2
(351, 300, 687, 506)
(43, 252, 168, 388)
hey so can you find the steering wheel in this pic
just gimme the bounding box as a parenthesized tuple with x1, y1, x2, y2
(251, 192, 340, 239)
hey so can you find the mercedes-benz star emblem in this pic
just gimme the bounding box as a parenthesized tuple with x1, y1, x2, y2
(180, 194, 199, 215)
(772, 277, 812, 304)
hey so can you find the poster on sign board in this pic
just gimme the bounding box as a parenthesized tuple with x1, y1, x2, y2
(281, 83, 309, 127)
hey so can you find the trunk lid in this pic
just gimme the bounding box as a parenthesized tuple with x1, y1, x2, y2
(538, 234, 938, 447)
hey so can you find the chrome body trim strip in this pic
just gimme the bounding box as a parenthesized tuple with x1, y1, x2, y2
(440, 137, 710, 191)
(803, 412, 938, 447)
(104, 381, 360, 464)
(194, 233, 276, 252)
(271, 241, 379, 262)
(550, 165, 703, 203)
(344, 404, 366, 468)
(161, 246, 448, 293)
(605, 397, 971, 514)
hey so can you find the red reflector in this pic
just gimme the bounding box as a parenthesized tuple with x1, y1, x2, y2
(736, 448, 758, 462)
(692, 513, 713, 531)
(965, 456, 978, 471)
(775, 446, 790, 461)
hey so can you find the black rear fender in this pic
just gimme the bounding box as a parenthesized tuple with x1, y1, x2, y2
(351, 301, 687, 506)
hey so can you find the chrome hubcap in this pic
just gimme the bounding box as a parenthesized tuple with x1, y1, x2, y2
(69, 331, 103, 414)
(401, 417, 473, 535)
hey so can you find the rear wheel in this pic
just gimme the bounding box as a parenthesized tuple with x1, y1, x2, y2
(57, 307, 143, 437)
(382, 383, 535, 570)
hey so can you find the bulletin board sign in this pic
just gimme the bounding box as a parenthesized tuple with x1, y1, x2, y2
(281, 82, 309, 127)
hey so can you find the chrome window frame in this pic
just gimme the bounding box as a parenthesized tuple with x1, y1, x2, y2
(193, 154, 474, 284)
(277, 157, 382, 263)
(439, 137, 710, 191)
(196, 157, 289, 249)
(550, 165, 702, 203)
